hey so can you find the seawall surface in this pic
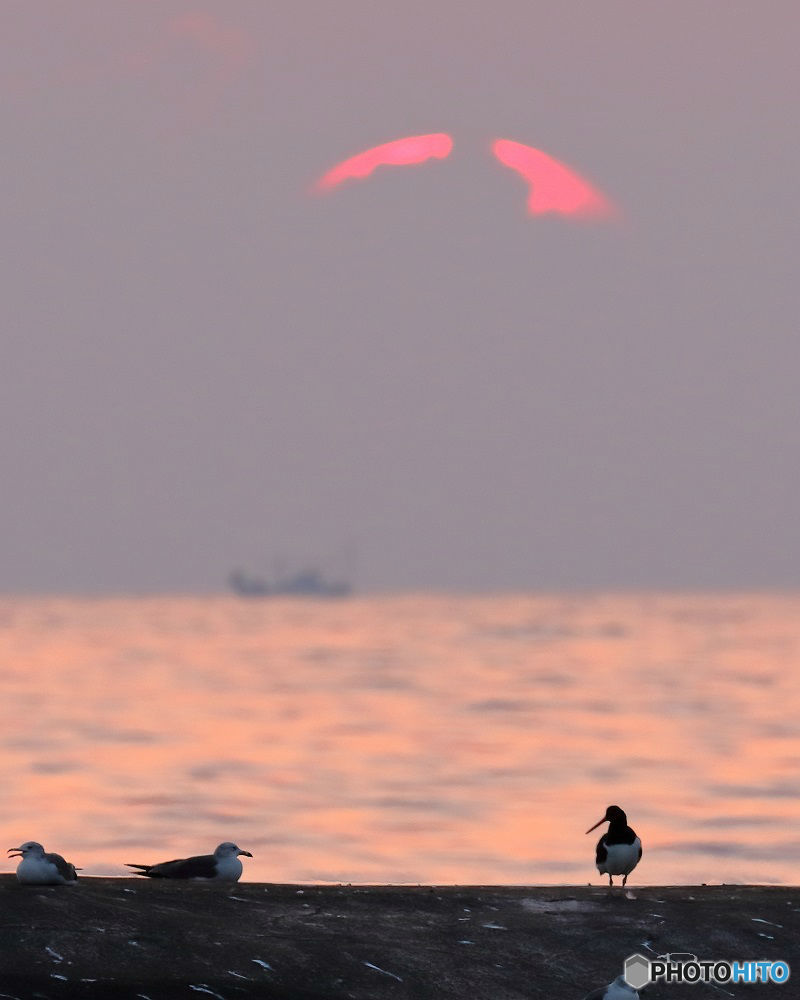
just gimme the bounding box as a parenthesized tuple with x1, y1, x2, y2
(1, 878, 798, 998)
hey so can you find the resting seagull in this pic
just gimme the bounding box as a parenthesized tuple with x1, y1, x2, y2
(8, 841, 79, 885)
(126, 842, 252, 881)
(586, 804, 642, 887)
(583, 975, 639, 1000)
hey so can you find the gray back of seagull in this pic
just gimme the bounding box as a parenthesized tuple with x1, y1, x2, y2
(128, 852, 218, 879)
(47, 851, 79, 882)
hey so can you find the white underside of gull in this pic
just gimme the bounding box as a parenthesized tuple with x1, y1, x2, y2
(16, 856, 75, 885)
(205, 854, 243, 881)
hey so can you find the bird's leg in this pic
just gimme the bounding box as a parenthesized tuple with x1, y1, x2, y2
(622, 874, 628, 887)
(608, 874, 614, 887)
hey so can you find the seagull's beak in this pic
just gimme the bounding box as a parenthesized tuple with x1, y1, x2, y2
(7, 847, 23, 857)
(585, 818, 606, 834)
(238, 850, 253, 857)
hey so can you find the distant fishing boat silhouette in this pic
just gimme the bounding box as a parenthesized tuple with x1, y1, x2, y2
(229, 568, 352, 598)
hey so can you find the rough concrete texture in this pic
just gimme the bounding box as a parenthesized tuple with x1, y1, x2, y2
(1, 878, 798, 999)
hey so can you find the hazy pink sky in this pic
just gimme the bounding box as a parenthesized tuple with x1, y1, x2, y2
(1, 2, 799, 593)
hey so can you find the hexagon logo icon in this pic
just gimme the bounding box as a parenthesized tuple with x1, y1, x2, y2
(624, 953, 651, 990)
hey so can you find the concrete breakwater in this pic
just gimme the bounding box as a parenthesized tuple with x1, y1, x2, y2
(1, 878, 798, 998)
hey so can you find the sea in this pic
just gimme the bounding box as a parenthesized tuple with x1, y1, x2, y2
(1, 592, 798, 885)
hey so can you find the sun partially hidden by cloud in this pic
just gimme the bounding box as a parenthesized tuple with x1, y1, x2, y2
(315, 134, 454, 193)
(491, 139, 616, 220)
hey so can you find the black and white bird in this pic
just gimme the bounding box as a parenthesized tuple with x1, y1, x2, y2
(126, 841, 253, 881)
(8, 841, 79, 885)
(583, 975, 639, 1000)
(586, 805, 642, 887)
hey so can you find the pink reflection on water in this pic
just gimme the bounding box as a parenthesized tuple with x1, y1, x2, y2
(492, 139, 615, 219)
(2, 594, 799, 884)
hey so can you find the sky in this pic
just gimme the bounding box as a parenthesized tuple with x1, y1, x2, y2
(1, 1, 799, 594)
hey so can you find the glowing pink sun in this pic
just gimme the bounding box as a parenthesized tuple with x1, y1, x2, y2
(314, 133, 454, 192)
(491, 139, 615, 219)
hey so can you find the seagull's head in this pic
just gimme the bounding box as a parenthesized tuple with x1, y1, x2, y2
(214, 842, 253, 859)
(7, 841, 45, 859)
(611, 975, 639, 996)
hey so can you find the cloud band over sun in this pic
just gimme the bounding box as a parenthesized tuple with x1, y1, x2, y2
(315, 133, 616, 220)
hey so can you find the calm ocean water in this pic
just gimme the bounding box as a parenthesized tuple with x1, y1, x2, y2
(1, 593, 798, 885)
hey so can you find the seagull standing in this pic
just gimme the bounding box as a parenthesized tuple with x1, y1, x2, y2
(126, 842, 253, 881)
(586, 805, 642, 887)
(8, 841, 79, 885)
(583, 975, 639, 1000)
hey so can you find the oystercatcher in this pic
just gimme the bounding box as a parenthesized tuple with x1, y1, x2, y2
(586, 805, 642, 887)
